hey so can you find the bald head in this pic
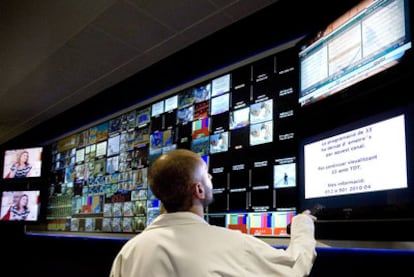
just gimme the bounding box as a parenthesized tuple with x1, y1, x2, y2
(148, 149, 206, 212)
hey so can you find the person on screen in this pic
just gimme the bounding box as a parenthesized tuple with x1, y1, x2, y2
(1, 193, 30, 221)
(6, 150, 32, 178)
(110, 149, 317, 277)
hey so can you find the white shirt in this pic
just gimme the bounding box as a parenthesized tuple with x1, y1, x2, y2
(110, 212, 316, 277)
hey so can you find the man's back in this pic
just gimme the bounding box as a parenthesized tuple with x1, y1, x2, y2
(110, 212, 315, 277)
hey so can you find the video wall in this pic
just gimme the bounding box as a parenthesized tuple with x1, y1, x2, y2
(6, 0, 413, 241)
(42, 44, 300, 237)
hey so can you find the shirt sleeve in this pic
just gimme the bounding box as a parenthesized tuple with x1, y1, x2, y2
(286, 213, 317, 276)
(242, 213, 316, 277)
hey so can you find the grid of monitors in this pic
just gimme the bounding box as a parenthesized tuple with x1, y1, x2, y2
(44, 46, 299, 236)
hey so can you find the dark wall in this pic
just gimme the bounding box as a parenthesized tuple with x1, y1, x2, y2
(3, 0, 361, 148)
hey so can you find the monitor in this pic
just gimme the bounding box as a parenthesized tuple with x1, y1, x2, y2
(3, 147, 43, 179)
(298, 108, 414, 221)
(177, 105, 194, 125)
(250, 121, 273, 146)
(298, 0, 412, 107)
(136, 107, 151, 127)
(107, 135, 120, 157)
(151, 100, 165, 117)
(96, 140, 107, 158)
(0, 190, 41, 222)
(164, 95, 178, 112)
(193, 82, 211, 103)
(109, 116, 122, 135)
(210, 93, 230, 115)
(211, 74, 231, 97)
(194, 100, 210, 120)
(230, 106, 250, 130)
(210, 132, 229, 154)
(89, 122, 109, 143)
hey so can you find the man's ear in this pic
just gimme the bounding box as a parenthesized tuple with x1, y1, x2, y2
(194, 182, 205, 198)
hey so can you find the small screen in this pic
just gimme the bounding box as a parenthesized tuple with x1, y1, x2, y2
(212, 74, 231, 97)
(192, 118, 210, 139)
(136, 107, 151, 127)
(106, 155, 119, 174)
(274, 157, 296, 189)
(210, 132, 229, 154)
(177, 106, 194, 125)
(250, 121, 273, 146)
(96, 141, 107, 158)
(151, 100, 165, 117)
(109, 116, 122, 135)
(193, 82, 211, 103)
(194, 101, 210, 120)
(248, 212, 273, 235)
(107, 135, 120, 157)
(89, 122, 109, 144)
(191, 136, 210, 157)
(178, 89, 195, 108)
(226, 213, 248, 233)
(230, 107, 250, 130)
(0, 190, 41, 221)
(3, 147, 43, 179)
(211, 93, 230, 115)
(164, 95, 178, 112)
(250, 99, 273, 124)
(273, 210, 296, 236)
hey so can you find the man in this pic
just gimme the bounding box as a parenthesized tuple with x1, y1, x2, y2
(110, 149, 317, 277)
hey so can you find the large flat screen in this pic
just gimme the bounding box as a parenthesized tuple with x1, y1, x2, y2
(299, 108, 414, 220)
(298, 0, 412, 106)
